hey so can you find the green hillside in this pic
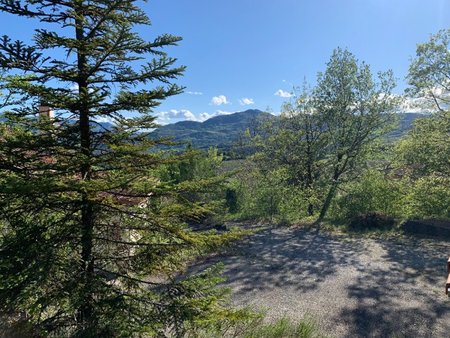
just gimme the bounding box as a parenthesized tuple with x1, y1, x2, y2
(151, 109, 428, 151)
(151, 109, 275, 150)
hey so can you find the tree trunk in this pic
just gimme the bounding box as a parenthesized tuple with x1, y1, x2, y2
(305, 119, 315, 217)
(80, 197, 95, 323)
(308, 203, 314, 216)
(317, 181, 338, 222)
(318, 154, 347, 222)
(76, 8, 95, 327)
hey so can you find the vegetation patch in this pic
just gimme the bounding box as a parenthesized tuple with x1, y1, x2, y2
(348, 212, 396, 232)
(192, 316, 326, 338)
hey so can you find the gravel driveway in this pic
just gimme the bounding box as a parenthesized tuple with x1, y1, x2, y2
(201, 226, 450, 338)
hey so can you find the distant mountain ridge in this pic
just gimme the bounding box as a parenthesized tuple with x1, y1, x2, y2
(151, 109, 428, 151)
(1, 110, 426, 152)
(151, 109, 275, 150)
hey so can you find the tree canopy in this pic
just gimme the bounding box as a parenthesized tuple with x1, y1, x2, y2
(252, 48, 398, 221)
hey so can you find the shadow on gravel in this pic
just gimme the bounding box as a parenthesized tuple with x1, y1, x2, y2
(337, 238, 450, 337)
(190, 227, 450, 337)
(215, 227, 366, 295)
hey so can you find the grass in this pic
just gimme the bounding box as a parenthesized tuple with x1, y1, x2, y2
(241, 317, 324, 338)
(191, 316, 326, 338)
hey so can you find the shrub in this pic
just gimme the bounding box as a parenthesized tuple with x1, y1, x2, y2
(404, 175, 450, 219)
(230, 165, 320, 223)
(230, 167, 285, 221)
(330, 170, 404, 221)
(348, 212, 396, 231)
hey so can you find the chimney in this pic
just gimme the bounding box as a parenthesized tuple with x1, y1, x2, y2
(38, 102, 55, 120)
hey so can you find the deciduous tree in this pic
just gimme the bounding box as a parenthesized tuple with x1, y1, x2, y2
(400, 29, 450, 178)
(255, 85, 327, 216)
(407, 29, 450, 112)
(314, 48, 398, 221)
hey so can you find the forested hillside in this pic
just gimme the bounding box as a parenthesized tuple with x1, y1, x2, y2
(151, 110, 428, 151)
(151, 109, 274, 150)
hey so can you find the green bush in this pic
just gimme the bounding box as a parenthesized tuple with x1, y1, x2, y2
(230, 167, 285, 221)
(228, 164, 324, 223)
(404, 174, 450, 219)
(276, 186, 322, 223)
(330, 170, 404, 221)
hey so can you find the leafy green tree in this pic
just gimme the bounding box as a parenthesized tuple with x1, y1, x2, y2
(400, 29, 450, 178)
(314, 48, 398, 221)
(255, 85, 327, 216)
(249, 50, 398, 222)
(396, 114, 450, 177)
(0, 1, 244, 336)
(394, 29, 450, 220)
(254, 50, 398, 222)
(407, 29, 450, 112)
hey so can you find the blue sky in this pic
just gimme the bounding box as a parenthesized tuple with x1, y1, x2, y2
(1, 0, 450, 124)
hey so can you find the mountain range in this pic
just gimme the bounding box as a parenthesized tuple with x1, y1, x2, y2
(1, 109, 427, 153)
(151, 109, 427, 151)
(151, 109, 274, 150)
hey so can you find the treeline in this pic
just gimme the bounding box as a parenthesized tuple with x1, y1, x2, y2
(223, 32, 450, 227)
(162, 31, 450, 229)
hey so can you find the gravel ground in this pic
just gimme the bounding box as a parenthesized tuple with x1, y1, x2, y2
(199, 226, 450, 338)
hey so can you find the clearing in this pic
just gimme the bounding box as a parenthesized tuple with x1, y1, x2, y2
(199, 226, 450, 337)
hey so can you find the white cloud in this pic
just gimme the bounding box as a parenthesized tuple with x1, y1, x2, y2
(156, 108, 237, 125)
(198, 110, 234, 121)
(239, 97, 254, 105)
(400, 87, 450, 113)
(400, 97, 433, 114)
(211, 95, 230, 106)
(431, 87, 444, 97)
(186, 91, 203, 95)
(156, 109, 200, 125)
(70, 83, 79, 92)
(274, 89, 293, 98)
(182, 110, 197, 121)
(70, 83, 94, 93)
(93, 116, 115, 124)
(215, 110, 234, 116)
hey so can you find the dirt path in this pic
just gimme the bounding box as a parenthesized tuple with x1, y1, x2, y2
(204, 226, 450, 337)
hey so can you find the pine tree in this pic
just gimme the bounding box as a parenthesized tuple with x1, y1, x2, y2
(0, 1, 244, 336)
